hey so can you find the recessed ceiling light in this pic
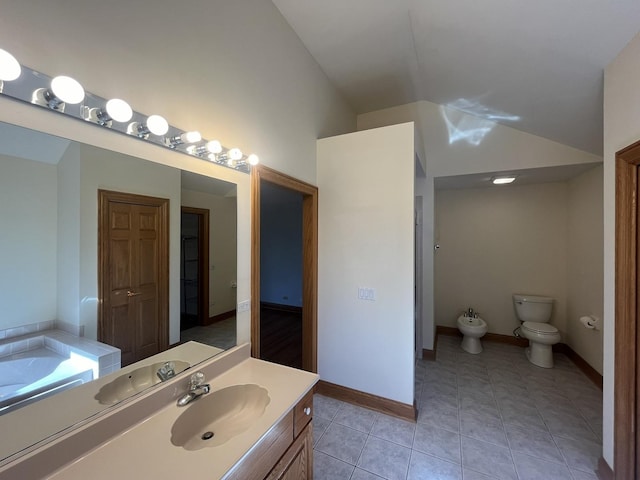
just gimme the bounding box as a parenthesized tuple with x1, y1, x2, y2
(492, 176, 517, 185)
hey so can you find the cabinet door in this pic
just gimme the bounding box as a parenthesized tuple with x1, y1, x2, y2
(266, 423, 313, 480)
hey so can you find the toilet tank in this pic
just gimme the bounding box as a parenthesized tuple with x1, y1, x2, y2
(513, 294, 553, 323)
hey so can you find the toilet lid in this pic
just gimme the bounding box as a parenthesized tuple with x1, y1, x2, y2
(522, 321, 558, 335)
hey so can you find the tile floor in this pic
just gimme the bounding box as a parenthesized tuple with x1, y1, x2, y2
(312, 335, 603, 480)
(180, 317, 236, 350)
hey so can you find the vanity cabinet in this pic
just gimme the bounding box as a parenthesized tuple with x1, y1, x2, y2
(267, 389, 314, 480)
(225, 389, 314, 480)
(266, 423, 312, 480)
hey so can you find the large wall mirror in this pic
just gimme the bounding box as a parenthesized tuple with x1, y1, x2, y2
(0, 118, 243, 464)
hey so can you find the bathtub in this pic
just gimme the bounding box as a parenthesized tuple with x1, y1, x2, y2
(0, 347, 94, 413)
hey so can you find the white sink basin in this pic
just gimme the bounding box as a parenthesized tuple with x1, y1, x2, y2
(170, 384, 270, 451)
(95, 361, 190, 405)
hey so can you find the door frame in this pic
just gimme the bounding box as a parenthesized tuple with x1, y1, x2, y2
(98, 189, 170, 355)
(181, 206, 210, 326)
(251, 165, 318, 372)
(614, 139, 640, 479)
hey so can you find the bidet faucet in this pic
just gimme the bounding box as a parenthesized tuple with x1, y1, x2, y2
(467, 308, 474, 318)
(176, 371, 210, 407)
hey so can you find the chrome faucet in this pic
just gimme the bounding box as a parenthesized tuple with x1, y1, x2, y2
(176, 371, 210, 407)
(157, 361, 176, 382)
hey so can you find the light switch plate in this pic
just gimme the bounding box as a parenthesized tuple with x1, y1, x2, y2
(358, 287, 376, 301)
(237, 300, 251, 312)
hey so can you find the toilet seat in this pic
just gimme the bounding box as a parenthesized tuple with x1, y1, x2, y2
(522, 321, 558, 335)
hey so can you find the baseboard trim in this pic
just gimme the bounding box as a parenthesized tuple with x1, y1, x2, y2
(553, 343, 603, 390)
(315, 380, 417, 422)
(435, 325, 603, 389)
(204, 309, 236, 326)
(422, 333, 438, 361)
(422, 348, 436, 361)
(596, 457, 614, 480)
(260, 302, 303, 313)
(436, 325, 529, 347)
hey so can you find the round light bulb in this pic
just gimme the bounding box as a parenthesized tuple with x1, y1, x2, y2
(105, 99, 133, 122)
(0, 49, 21, 81)
(248, 154, 260, 166)
(229, 148, 243, 161)
(206, 140, 222, 154)
(51, 76, 85, 104)
(181, 131, 202, 144)
(147, 115, 169, 135)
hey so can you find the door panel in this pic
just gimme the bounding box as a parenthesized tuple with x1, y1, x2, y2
(110, 303, 135, 365)
(110, 239, 132, 289)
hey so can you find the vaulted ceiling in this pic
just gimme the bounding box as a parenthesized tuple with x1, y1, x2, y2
(272, 0, 640, 155)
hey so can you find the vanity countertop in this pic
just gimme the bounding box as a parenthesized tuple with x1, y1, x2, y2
(46, 353, 318, 479)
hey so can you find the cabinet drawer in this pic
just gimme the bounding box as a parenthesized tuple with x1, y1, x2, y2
(293, 389, 313, 438)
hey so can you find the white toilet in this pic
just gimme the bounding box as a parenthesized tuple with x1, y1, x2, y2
(457, 311, 488, 354)
(513, 294, 561, 368)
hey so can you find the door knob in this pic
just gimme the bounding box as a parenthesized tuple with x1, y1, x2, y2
(127, 290, 142, 297)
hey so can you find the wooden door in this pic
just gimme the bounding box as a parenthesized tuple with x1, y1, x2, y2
(614, 139, 640, 479)
(98, 190, 169, 367)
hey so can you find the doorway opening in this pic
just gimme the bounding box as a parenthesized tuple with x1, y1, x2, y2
(251, 165, 318, 372)
(180, 207, 209, 331)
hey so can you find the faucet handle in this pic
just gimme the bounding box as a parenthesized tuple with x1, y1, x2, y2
(189, 371, 205, 388)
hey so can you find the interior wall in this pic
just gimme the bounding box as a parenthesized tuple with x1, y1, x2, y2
(0, 153, 58, 330)
(78, 145, 182, 343)
(317, 123, 415, 405)
(57, 143, 81, 331)
(435, 183, 569, 337)
(0, 0, 356, 348)
(357, 101, 603, 351)
(260, 183, 303, 308)
(0, 0, 355, 185)
(602, 29, 640, 468)
(181, 189, 238, 317)
(566, 165, 604, 375)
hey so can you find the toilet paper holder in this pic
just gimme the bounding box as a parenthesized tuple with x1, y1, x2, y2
(580, 315, 600, 331)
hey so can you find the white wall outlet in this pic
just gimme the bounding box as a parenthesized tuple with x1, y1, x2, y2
(237, 300, 251, 312)
(358, 287, 376, 301)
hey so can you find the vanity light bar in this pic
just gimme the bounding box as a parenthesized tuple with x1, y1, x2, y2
(0, 48, 259, 173)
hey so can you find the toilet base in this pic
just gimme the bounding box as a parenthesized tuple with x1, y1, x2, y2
(525, 342, 554, 368)
(461, 336, 483, 355)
